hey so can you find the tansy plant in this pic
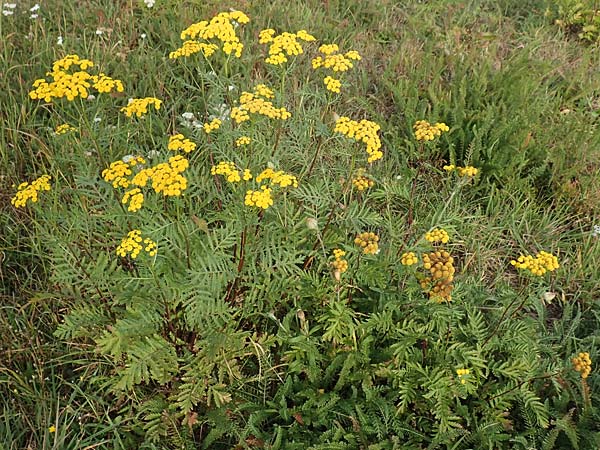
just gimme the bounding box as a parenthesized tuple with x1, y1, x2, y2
(10, 8, 583, 449)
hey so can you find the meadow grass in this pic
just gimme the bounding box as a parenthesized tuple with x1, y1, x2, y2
(1, 0, 600, 448)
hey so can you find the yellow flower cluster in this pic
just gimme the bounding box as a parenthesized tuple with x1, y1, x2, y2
(122, 188, 144, 212)
(29, 55, 124, 102)
(203, 118, 222, 134)
(230, 85, 291, 123)
(352, 169, 374, 191)
(572, 352, 592, 379)
(168, 134, 197, 153)
(331, 248, 348, 274)
(259, 29, 316, 65)
(54, 124, 76, 135)
(121, 97, 162, 118)
(116, 230, 157, 259)
(245, 186, 273, 209)
(413, 120, 449, 141)
(101, 156, 146, 189)
(169, 41, 219, 59)
(334, 117, 382, 163)
(323, 76, 341, 93)
(421, 250, 455, 302)
(236, 136, 251, 146)
(400, 251, 418, 266)
(147, 156, 189, 196)
(92, 73, 125, 94)
(443, 165, 479, 177)
(211, 161, 251, 183)
(10, 175, 52, 208)
(256, 168, 298, 188)
(456, 368, 470, 385)
(425, 228, 450, 244)
(311, 44, 361, 72)
(354, 232, 379, 255)
(170, 11, 249, 59)
(510, 251, 559, 276)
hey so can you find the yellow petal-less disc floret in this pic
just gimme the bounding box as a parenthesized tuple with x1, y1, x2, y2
(510, 250, 559, 276)
(334, 117, 382, 163)
(400, 252, 419, 266)
(354, 232, 380, 255)
(121, 97, 162, 118)
(425, 228, 450, 244)
(10, 175, 52, 208)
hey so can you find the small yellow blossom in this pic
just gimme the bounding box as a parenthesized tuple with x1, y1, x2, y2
(54, 124, 76, 135)
(245, 186, 273, 209)
(10, 175, 52, 208)
(168, 134, 197, 153)
(231, 86, 291, 123)
(354, 232, 379, 255)
(121, 188, 144, 212)
(413, 120, 449, 141)
(400, 252, 418, 266)
(457, 166, 479, 177)
(116, 230, 157, 259)
(421, 250, 455, 302)
(334, 117, 382, 163)
(48, 425, 56, 433)
(203, 118, 222, 134)
(260, 29, 316, 65)
(236, 136, 251, 146)
(352, 169, 374, 191)
(456, 368, 470, 384)
(256, 168, 298, 188)
(312, 45, 361, 72)
(510, 251, 559, 276)
(211, 161, 243, 183)
(91, 73, 125, 94)
(121, 97, 162, 118)
(425, 228, 450, 244)
(323, 76, 341, 93)
(572, 352, 592, 379)
(331, 248, 348, 274)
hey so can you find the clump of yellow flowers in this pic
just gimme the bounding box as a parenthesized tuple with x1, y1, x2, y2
(54, 124, 76, 135)
(331, 249, 349, 277)
(425, 228, 450, 244)
(572, 352, 592, 379)
(236, 136, 251, 147)
(334, 117, 382, 163)
(400, 251, 418, 266)
(456, 368, 470, 384)
(510, 251, 559, 276)
(421, 250, 455, 302)
(116, 230, 157, 259)
(230, 84, 291, 123)
(312, 44, 361, 94)
(121, 97, 162, 118)
(352, 169, 374, 191)
(102, 154, 189, 212)
(355, 232, 380, 255)
(245, 186, 274, 209)
(413, 120, 449, 141)
(203, 118, 222, 134)
(444, 165, 479, 177)
(259, 29, 316, 65)
(10, 175, 52, 208)
(256, 168, 298, 188)
(211, 161, 252, 183)
(168, 134, 197, 153)
(29, 54, 124, 102)
(170, 11, 250, 59)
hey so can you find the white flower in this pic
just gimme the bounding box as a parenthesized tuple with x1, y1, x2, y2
(593, 225, 600, 237)
(30, 13, 38, 19)
(140, 33, 147, 39)
(86, 94, 95, 101)
(210, 103, 230, 121)
(57, 36, 63, 46)
(95, 29, 103, 35)
(30, 3, 40, 11)
(2, 9, 13, 15)
(181, 112, 195, 120)
(147, 150, 161, 159)
(122, 154, 135, 163)
(93, 116, 102, 123)
(4, 3, 16, 9)
(143, 0, 155, 7)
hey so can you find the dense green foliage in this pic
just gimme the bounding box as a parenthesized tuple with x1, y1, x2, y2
(2, 0, 600, 449)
